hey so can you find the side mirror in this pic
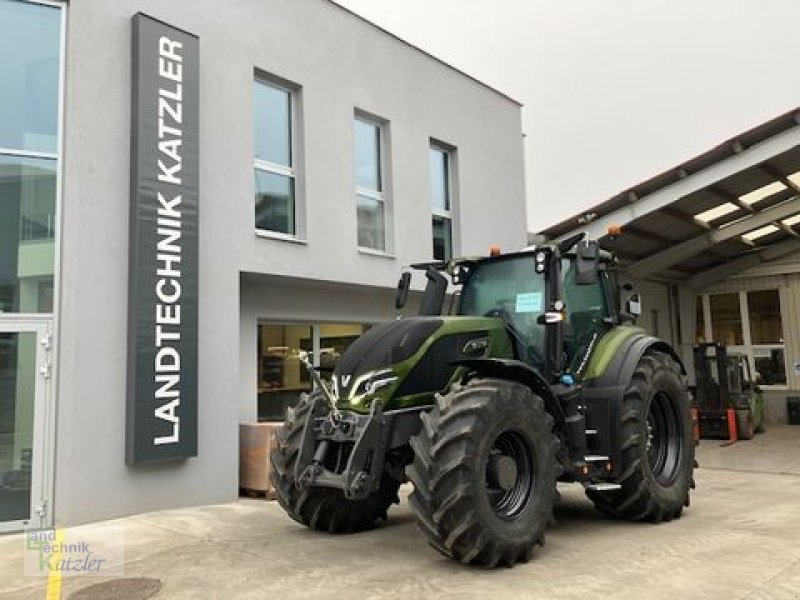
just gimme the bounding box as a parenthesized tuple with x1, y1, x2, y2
(419, 267, 448, 316)
(575, 240, 599, 285)
(395, 272, 411, 310)
(626, 293, 642, 316)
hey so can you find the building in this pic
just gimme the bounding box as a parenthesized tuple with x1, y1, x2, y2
(0, 0, 527, 531)
(538, 108, 800, 426)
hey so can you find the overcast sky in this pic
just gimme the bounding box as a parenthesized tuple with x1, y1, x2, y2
(335, 0, 800, 233)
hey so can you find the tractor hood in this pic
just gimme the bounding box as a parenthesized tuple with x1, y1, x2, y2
(333, 316, 513, 412)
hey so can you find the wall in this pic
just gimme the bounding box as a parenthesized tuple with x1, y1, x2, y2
(55, 0, 524, 524)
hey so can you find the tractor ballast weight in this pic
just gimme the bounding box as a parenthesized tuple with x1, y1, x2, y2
(271, 235, 695, 567)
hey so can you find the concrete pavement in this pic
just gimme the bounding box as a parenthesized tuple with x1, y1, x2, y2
(2, 426, 799, 600)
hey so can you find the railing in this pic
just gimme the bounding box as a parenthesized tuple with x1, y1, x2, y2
(19, 212, 54, 242)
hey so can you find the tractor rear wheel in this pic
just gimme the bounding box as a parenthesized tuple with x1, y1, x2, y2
(587, 349, 694, 522)
(270, 392, 401, 533)
(407, 378, 559, 567)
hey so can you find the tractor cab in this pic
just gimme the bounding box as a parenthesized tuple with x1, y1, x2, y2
(397, 235, 620, 384)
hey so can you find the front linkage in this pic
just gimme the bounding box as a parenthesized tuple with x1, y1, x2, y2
(294, 394, 386, 501)
(292, 353, 386, 501)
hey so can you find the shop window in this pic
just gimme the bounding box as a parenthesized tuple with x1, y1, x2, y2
(354, 115, 388, 251)
(0, 0, 61, 316)
(0, 0, 61, 154)
(0, 155, 57, 314)
(709, 293, 743, 345)
(253, 78, 298, 236)
(430, 144, 454, 260)
(748, 289, 785, 386)
(747, 289, 782, 343)
(257, 324, 312, 422)
(257, 322, 370, 421)
(698, 289, 786, 387)
(753, 348, 786, 386)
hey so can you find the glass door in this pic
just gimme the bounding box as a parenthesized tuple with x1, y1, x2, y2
(0, 319, 50, 531)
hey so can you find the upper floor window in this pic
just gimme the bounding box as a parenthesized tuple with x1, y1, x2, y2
(430, 144, 453, 260)
(354, 116, 387, 251)
(254, 78, 296, 236)
(0, 0, 61, 155)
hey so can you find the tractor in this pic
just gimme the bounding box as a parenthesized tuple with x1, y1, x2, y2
(271, 234, 695, 567)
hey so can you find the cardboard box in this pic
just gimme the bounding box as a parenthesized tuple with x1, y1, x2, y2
(239, 422, 283, 495)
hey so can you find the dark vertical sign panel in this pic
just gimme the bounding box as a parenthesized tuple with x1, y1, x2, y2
(127, 14, 199, 463)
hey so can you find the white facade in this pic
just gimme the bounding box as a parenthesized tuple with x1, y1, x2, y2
(0, 0, 527, 529)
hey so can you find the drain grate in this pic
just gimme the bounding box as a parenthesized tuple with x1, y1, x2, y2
(68, 577, 162, 600)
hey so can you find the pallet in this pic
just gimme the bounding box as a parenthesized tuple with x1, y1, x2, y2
(239, 422, 283, 500)
(239, 486, 278, 501)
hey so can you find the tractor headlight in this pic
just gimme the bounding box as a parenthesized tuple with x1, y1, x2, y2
(350, 369, 398, 399)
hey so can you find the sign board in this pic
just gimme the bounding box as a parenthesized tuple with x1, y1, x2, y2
(127, 14, 199, 463)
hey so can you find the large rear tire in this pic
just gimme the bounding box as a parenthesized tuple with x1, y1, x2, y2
(270, 393, 401, 533)
(407, 379, 559, 567)
(587, 349, 694, 522)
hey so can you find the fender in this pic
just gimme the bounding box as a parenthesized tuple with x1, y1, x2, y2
(453, 357, 565, 424)
(583, 330, 686, 478)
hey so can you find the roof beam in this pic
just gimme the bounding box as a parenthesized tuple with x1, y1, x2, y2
(685, 237, 800, 289)
(550, 123, 800, 243)
(660, 206, 711, 231)
(708, 183, 753, 215)
(625, 197, 800, 279)
(759, 163, 800, 193)
(621, 225, 675, 247)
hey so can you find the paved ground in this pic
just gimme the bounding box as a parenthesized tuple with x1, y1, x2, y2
(2, 426, 799, 600)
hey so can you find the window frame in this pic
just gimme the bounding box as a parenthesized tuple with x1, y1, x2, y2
(354, 113, 390, 253)
(0, 0, 64, 318)
(253, 76, 300, 239)
(430, 142, 453, 261)
(698, 289, 787, 389)
(0, 0, 65, 533)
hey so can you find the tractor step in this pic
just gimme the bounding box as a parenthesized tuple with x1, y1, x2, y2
(584, 482, 621, 491)
(583, 455, 609, 462)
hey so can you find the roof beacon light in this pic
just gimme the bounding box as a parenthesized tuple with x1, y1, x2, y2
(489, 245, 501, 257)
(607, 224, 623, 237)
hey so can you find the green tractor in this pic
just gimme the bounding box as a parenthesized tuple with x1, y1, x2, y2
(271, 234, 695, 567)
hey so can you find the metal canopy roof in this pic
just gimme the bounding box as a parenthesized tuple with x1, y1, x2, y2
(537, 108, 800, 288)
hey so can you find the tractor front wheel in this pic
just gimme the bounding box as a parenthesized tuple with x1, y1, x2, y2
(270, 392, 401, 533)
(587, 349, 695, 522)
(407, 378, 559, 567)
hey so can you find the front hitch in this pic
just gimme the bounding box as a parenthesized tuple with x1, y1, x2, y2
(294, 397, 386, 501)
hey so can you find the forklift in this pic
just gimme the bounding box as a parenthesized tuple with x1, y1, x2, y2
(692, 342, 766, 440)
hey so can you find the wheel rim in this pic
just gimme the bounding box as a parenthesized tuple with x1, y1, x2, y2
(646, 391, 682, 485)
(485, 430, 535, 519)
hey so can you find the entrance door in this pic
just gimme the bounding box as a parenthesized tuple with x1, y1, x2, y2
(0, 318, 51, 531)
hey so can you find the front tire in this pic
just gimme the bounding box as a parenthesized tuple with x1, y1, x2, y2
(587, 349, 695, 522)
(270, 393, 401, 533)
(407, 379, 559, 567)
